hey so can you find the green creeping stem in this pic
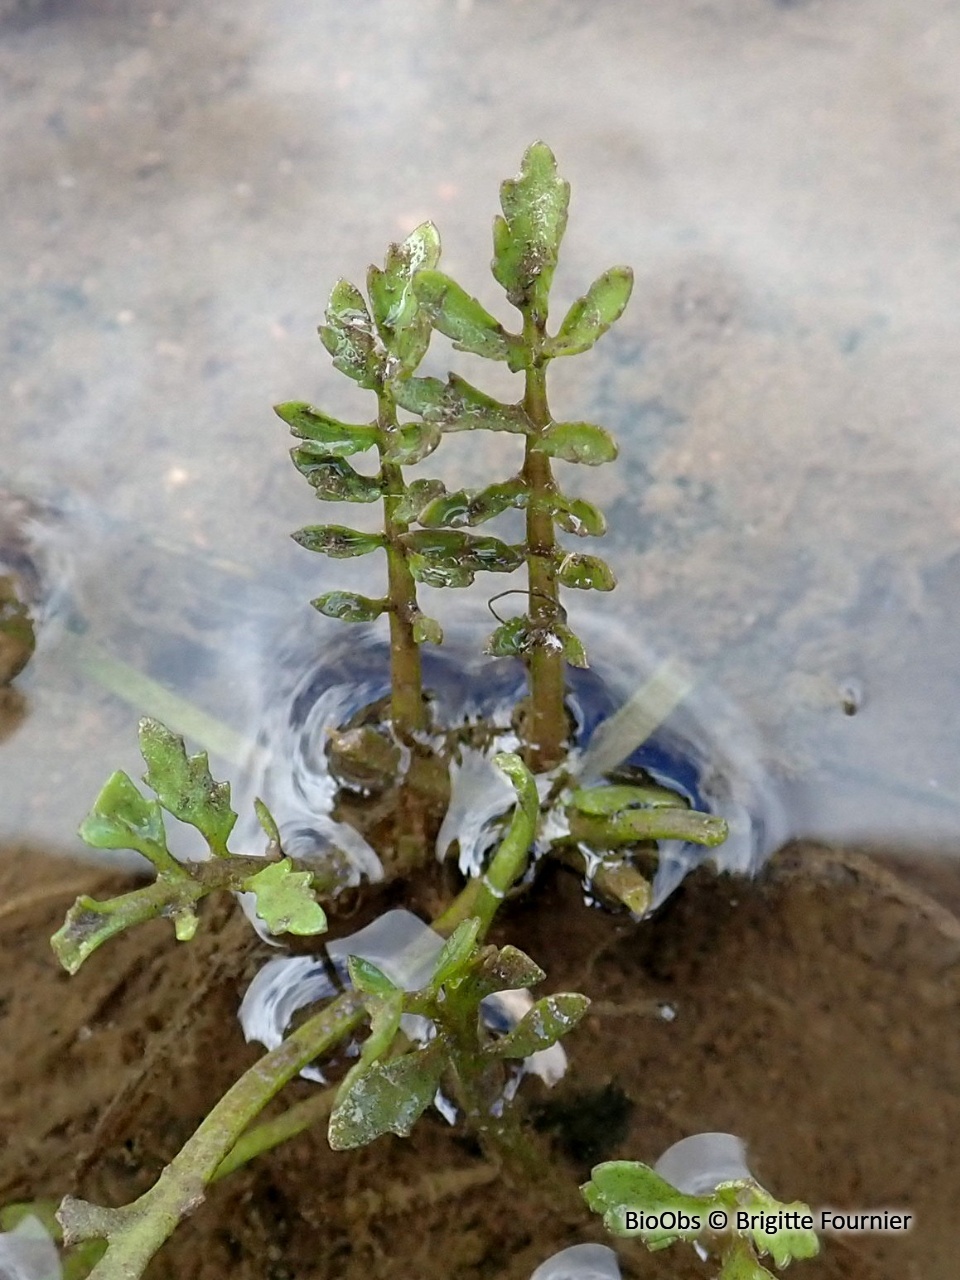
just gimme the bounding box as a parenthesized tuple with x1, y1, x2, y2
(58, 992, 364, 1280)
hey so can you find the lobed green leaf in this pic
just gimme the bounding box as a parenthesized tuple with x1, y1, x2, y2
(312, 591, 389, 622)
(242, 859, 328, 937)
(404, 529, 522, 588)
(411, 613, 443, 645)
(557, 553, 617, 591)
(393, 477, 446, 523)
(582, 1162, 711, 1248)
(429, 917, 482, 991)
(328, 1040, 446, 1150)
(485, 992, 589, 1059)
(291, 450, 382, 503)
(292, 525, 385, 558)
(394, 372, 531, 434)
(319, 279, 382, 390)
(414, 270, 521, 365)
(139, 719, 237, 857)
(78, 770, 171, 867)
(419, 479, 527, 529)
(492, 141, 570, 318)
(367, 221, 441, 337)
(347, 955, 398, 998)
(532, 421, 618, 466)
(550, 266, 634, 357)
(383, 421, 442, 466)
(274, 403, 379, 456)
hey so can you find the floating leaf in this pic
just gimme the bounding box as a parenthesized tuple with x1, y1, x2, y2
(312, 591, 389, 622)
(273, 403, 379, 456)
(78, 771, 171, 867)
(412, 613, 443, 645)
(419, 479, 527, 529)
(291, 450, 382, 503)
(582, 1162, 710, 1247)
(242, 859, 328, 936)
(394, 373, 531, 434)
(292, 525, 385, 558)
(383, 421, 442, 466)
(139, 719, 237, 857)
(533, 422, 618, 466)
(319, 279, 382, 390)
(393, 477, 446, 523)
(492, 141, 570, 318)
(557, 553, 617, 591)
(414, 271, 520, 365)
(486, 992, 589, 1058)
(550, 266, 634, 357)
(328, 1041, 446, 1149)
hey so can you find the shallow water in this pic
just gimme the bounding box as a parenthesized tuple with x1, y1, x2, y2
(2, 0, 960, 871)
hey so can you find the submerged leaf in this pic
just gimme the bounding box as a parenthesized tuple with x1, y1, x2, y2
(411, 613, 443, 645)
(485, 616, 532, 658)
(533, 422, 618, 466)
(429, 917, 482, 991)
(568, 783, 686, 817)
(319, 279, 382, 390)
(414, 271, 520, 365)
(557, 553, 617, 591)
(312, 591, 388, 623)
(291, 451, 382, 503)
(383, 421, 442, 466)
(243, 859, 328, 936)
(328, 1041, 446, 1149)
(392, 477, 446, 523)
(404, 529, 523, 587)
(419, 479, 527, 529)
(492, 141, 570, 317)
(394, 372, 531, 434)
(485, 992, 589, 1058)
(367, 221, 442, 336)
(582, 1162, 710, 1247)
(139, 719, 236, 857)
(542, 493, 606, 537)
(292, 525, 385, 558)
(78, 771, 171, 866)
(550, 266, 634, 357)
(273, 403, 379, 456)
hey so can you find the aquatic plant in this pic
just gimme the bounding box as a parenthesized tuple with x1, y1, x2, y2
(37, 146, 819, 1280)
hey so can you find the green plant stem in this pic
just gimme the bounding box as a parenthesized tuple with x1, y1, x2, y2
(59, 992, 364, 1280)
(433, 753, 539, 937)
(378, 389, 426, 737)
(567, 808, 729, 849)
(520, 314, 566, 773)
(211, 1087, 335, 1183)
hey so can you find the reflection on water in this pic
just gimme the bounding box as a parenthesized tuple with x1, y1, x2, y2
(2, 0, 960, 877)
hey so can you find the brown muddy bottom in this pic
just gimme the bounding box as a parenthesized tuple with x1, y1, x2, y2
(0, 844, 955, 1280)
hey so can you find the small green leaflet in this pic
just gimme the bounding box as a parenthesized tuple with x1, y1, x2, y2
(328, 1041, 446, 1150)
(429, 917, 482, 991)
(242, 859, 328, 937)
(292, 525, 385, 558)
(312, 591, 388, 623)
(557, 553, 617, 591)
(319, 279, 382, 390)
(290, 451, 382, 503)
(139, 719, 237, 857)
(414, 271, 521, 366)
(492, 141, 570, 317)
(485, 992, 589, 1058)
(273, 403, 379, 456)
(549, 266, 634, 358)
(532, 422, 618, 466)
(582, 1162, 711, 1249)
(78, 770, 170, 865)
(393, 372, 531, 434)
